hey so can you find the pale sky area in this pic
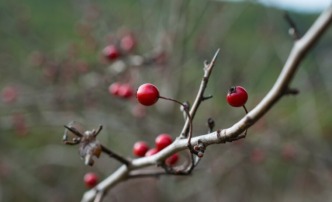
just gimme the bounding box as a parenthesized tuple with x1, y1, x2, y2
(219, 0, 332, 13)
(258, 0, 331, 13)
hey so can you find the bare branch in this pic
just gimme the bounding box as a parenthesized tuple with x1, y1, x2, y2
(81, 6, 332, 202)
(180, 49, 220, 138)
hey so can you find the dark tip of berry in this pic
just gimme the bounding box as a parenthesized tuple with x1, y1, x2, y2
(229, 86, 237, 94)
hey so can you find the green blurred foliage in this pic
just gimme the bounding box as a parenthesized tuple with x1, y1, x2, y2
(0, 0, 332, 201)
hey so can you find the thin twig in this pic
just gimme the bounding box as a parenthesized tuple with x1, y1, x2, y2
(284, 12, 301, 39)
(159, 96, 194, 150)
(180, 49, 220, 138)
(101, 145, 130, 166)
(159, 96, 198, 173)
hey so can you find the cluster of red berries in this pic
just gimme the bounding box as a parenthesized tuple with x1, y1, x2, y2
(84, 172, 99, 188)
(108, 82, 134, 99)
(133, 83, 248, 165)
(133, 84, 178, 165)
(102, 33, 136, 62)
(133, 134, 179, 166)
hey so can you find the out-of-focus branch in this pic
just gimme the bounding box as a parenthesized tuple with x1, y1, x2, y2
(81, 6, 332, 202)
(284, 12, 301, 39)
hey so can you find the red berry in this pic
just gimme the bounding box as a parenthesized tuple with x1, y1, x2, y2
(136, 83, 159, 106)
(2, 86, 18, 104)
(103, 45, 120, 61)
(145, 148, 159, 156)
(165, 153, 179, 166)
(226, 86, 248, 107)
(118, 84, 133, 98)
(120, 34, 136, 52)
(155, 134, 172, 151)
(84, 172, 98, 188)
(133, 141, 149, 157)
(108, 82, 121, 96)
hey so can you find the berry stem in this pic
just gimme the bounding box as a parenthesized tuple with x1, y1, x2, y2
(243, 105, 248, 114)
(242, 105, 248, 138)
(159, 96, 197, 155)
(159, 96, 185, 107)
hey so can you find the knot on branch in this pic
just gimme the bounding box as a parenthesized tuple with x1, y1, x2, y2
(193, 140, 206, 158)
(80, 130, 102, 166)
(63, 124, 103, 166)
(216, 129, 246, 144)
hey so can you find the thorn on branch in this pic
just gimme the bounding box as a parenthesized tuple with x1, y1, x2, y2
(284, 12, 301, 40)
(203, 60, 210, 69)
(179, 49, 220, 139)
(203, 49, 220, 71)
(201, 95, 213, 101)
(207, 118, 215, 133)
(284, 88, 299, 95)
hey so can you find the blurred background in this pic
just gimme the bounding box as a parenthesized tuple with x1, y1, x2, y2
(0, 0, 332, 201)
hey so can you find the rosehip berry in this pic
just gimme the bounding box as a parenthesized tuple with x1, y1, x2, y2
(145, 148, 159, 156)
(155, 134, 172, 151)
(108, 82, 121, 96)
(120, 34, 136, 52)
(226, 86, 248, 107)
(136, 83, 159, 106)
(84, 172, 99, 188)
(165, 153, 179, 166)
(133, 141, 149, 157)
(118, 84, 133, 98)
(103, 45, 120, 61)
